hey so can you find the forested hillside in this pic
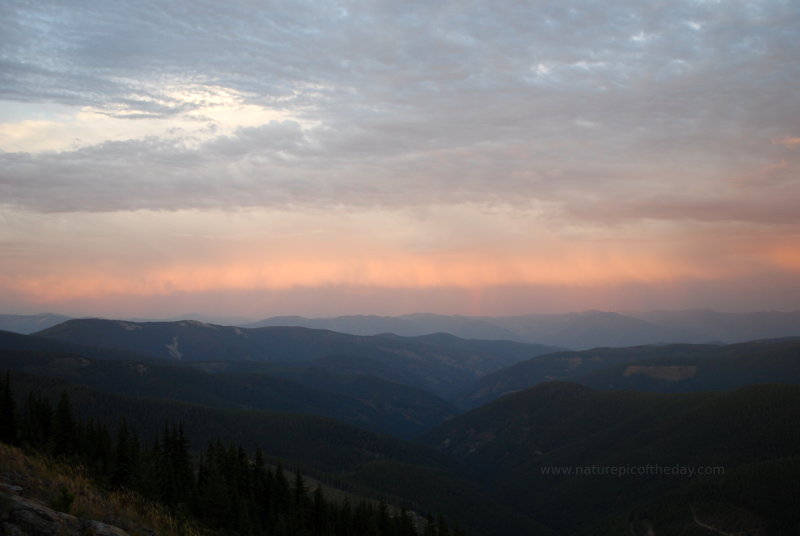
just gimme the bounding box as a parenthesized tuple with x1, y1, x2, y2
(0, 347, 456, 438)
(425, 381, 800, 534)
(455, 338, 800, 408)
(0, 370, 545, 535)
(33, 320, 556, 395)
(578, 337, 800, 392)
(0, 373, 465, 536)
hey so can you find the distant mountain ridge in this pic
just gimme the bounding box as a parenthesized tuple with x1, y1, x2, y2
(6, 309, 800, 349)
(629, 309, 800, 343)
(249, 309, 800, 349)
(32, 319, 560, 396)
(0, 313, 72, 334)
(247, 314, 524, 341)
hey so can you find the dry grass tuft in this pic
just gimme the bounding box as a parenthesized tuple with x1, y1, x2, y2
(0, 443, 206, 536)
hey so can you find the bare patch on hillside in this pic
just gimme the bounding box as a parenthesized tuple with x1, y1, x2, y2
(623, 365, 697, 381)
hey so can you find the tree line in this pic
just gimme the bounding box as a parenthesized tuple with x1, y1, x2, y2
(0, 372, 464, 536)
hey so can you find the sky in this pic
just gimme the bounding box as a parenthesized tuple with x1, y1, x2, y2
(1, 0, 799, 319)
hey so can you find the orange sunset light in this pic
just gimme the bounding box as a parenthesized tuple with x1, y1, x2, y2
(6, 248, 740, 304)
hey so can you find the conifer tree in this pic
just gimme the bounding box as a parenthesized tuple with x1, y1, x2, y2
(398, 507, 415, 536)
(312, 485, 327, 533)
(294, 469, 308, 505)
(137, 434, 163, 500)
(82, 418, 112, 477)
(0, 372, 16, 444)
(435, 513, 449, 536)
(3, 385, 443, 536)
(336, 497, 353, 536)
(167, 424, 193, 508)
(111, 419, 134, 488)
(378, 500, 392, 536)
(21, 391, 52, 448)
(274, 462, 290, 511)
(251, 446, 271, 526)
(50, 390, 76, 458)
(423, 516, 436, 536)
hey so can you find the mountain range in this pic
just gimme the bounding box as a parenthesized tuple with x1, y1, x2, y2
(5, 309, 800, 349)
(0, 341, 454, 439)
(32, 318, 559, 396)
(2, 314, 799, 534)
(2, 352, 545, 535)
(247, 309, 800, 348)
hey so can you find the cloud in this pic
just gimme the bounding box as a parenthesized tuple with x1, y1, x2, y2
(2, 1, 800, 315)
(776, 137, 800, 149)
(4, 1, 798, 133)
(3, 122, 799, 227)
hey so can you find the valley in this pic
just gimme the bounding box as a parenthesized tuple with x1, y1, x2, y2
(2, 313, 799, 535)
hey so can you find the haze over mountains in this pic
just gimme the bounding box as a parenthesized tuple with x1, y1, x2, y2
(248, 310, 800, 348)
(0, 313, 72, 335)
(4, 309, 800, 349)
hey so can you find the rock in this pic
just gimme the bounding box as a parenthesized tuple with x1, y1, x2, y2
(1, 491, 130, 536)
(84, 519, 132, 536)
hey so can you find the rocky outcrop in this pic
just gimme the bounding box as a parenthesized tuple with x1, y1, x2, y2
(1, 488, 129, 536)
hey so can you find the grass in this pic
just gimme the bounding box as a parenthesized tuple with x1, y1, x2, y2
(0, 442, 207, 536)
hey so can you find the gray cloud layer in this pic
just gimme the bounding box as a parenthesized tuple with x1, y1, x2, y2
(1, 0, 799, 223)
